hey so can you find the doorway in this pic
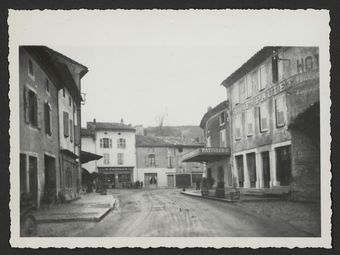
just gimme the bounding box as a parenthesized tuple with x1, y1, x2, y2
(167, 175, 175, 188)
(261, 151, 271, 188)
(235, 155, 244, 187)
(28, 156, 38, 206)
(44, 155, 56, 203)
(276, 146, 292, 186)
(145, 173, 158, 188)
(246, 153, 256, 188)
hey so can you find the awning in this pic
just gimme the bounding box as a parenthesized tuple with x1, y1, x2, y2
(80, 150, 102, 164)
(182, 147, 231, 163)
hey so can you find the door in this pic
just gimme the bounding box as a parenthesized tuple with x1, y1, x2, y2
(28, 156, 38, 206)
(262, 151, 271, 188)
(44, 155, 56, 203)
(218, 166, 224, 183)
(247, 153, 257, 188)
(145, 173, 158, 188)
(167, 175, 175, 188)
(235, 155, 244, 187)
(276, 146, 292, 186)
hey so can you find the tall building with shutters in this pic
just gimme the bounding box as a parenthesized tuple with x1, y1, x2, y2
(221, 47, 320, 200)
(19, 46, 88, 207)
(81, 120, 137, 188)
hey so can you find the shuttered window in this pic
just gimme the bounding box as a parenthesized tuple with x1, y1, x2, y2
(234, 115, 241, 140)
(245, 75, 252, 99)
(101, 138, 112, 148)
(24, 88, 38, 127)
(275, 95, 286, 128)
(246, 108, 254, 136)
(233, 85, 240, 105)
(103, 153, 110, 165)
(251, 69, 260, 93)
(63, 111, 69, 137)
(259, 102, 269, 132)
(44, 102, 51, 135)
(117, 153, 124, 165)
(70, 119, 73, 142)
(259, 64, 267, 91)
(117, 138, 126, 149)
(219, 130, 226, 147)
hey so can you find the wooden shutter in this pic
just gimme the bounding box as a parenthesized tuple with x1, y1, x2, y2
(36, 95, 41, 129)
(74, 125, 79, 145)
(100, 139, 103, 148)
(109, 139, 112, 148)
(154, 155, 158, 167)
(23, 86, 29, 123)
(63, 112, 69, 137)
(44, 103, 51, 135)
(70, 119, 73, 142)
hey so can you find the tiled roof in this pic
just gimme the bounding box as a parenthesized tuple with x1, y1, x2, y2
(87, 122, 136, 132)
(136, 135, 203, 148)
(200, 100, 228, 128)
(81, 128, 95, 137)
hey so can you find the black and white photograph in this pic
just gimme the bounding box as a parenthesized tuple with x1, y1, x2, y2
(8, 9, 331, 248)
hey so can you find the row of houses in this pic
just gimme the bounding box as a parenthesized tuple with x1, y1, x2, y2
(81, 120, 204, 189)
(19, 46, 89, 208)
(182, 46, 320, 201)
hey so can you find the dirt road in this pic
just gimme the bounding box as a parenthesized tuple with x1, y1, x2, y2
(69, 189, 311, 237)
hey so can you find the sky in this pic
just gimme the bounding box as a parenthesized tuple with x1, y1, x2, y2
(9, 10, 329, 128)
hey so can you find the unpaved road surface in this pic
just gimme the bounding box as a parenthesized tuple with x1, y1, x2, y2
(67, 189, 311, 237)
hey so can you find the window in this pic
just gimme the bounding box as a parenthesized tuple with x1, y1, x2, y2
(259, 64, 267, 91)
(239, 78, 246, 102)
(245, 75, 252, 98)
(259, 102, 269, 132)
(219, 112, 225, 125)
(69, 96, 72, 107)
(44, 102, 51, 135)
(45, 79, 50, 93)
(219, 129, 226, 147)
(24, 88, 38, 127)
(251, 69, 260, 92)
(149, 154, 156, 167)
(246, 108, 254, 136)
(28, 59, 34, 78)
(233, 85, 240, 105)
(275, 95, 286, 128)
(234, 115, 241, 140)
(100, 138, 112, 148)
(206, 136, 211, 147)
(63, 112, 69, 137)
(117, 138, 126, 149)
(167, 155, 173, 168)
(70, 119, 73, 142)
(272, 50, 279, 83)
(117, 153, 124, 165)
(103, 153, 110, 165)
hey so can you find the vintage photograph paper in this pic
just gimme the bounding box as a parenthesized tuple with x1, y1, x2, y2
(8, 9, 331, 248)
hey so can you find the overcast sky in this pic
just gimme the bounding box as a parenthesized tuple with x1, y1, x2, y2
(9, 10, 329, 127)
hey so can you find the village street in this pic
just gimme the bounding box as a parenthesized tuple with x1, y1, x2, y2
(36, 189, 318, 237)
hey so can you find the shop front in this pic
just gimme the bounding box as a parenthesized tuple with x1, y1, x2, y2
(98, 167, 134, 189)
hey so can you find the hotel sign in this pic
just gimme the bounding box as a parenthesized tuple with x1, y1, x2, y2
(233, 69, 319, 114)
(182, 147, 231, 162)
(200, 147, 230, 154)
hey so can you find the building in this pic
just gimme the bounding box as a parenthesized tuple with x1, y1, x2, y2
(81, 120, 136, 188)
(182, 101, 232, 188)
(19, 46, 88, 207)
(221, 46, 319, 200)
(136, 135, 205, 188)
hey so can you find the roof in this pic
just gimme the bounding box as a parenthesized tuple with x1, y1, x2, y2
(22, 46, 88, 103)
(199, 100, 228, 129)
(136, 135, 204, 148)
(136, 135, 171, 147)
(80, 150, 102, 164)
(221, 46, 281, 88)
(81, 128, 95, 138)
(87, 122, 136, 132)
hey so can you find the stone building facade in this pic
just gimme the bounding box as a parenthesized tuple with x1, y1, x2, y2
(221, 46, 319, 200)
(19, 46, 88, 207)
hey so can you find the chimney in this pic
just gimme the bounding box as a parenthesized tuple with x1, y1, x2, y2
(93, 118, 96, 124)
(121, 118, 124, 124)
(207, 106, 212, 112)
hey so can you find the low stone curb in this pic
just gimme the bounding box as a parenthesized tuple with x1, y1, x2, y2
(35, 199, 116, 223)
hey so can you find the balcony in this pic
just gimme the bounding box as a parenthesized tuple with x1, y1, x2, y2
(182, 147, 231, 163)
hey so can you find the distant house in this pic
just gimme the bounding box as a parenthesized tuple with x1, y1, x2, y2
(19, 46, 88, 207)
(81, 119, 136, 188)
(136, 135, 204, 188)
